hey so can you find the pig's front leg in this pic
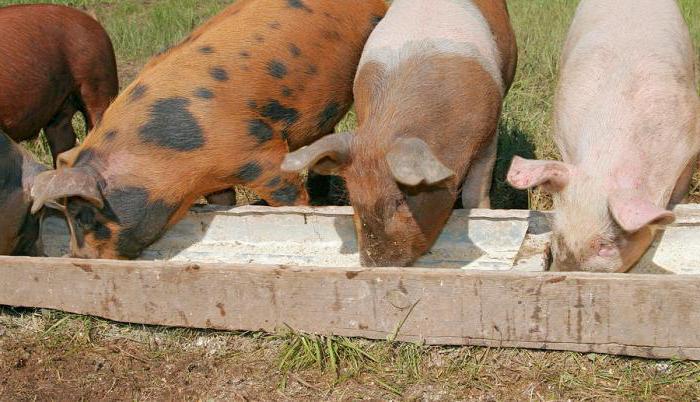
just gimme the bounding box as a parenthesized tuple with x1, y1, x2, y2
(461, 134, 498, 209)
(669, 155, 698, 207)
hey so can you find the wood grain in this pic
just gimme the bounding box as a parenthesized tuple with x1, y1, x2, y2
(2, 256, 699, 360)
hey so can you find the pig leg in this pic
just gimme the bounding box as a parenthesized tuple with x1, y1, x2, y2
(78, 82, 116, 131)
(669, 155, 698, 206)
(461, 134, 498, 209)
(45, 105, 78, 167)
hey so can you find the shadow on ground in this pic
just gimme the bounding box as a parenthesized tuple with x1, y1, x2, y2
(490, 119, 537, 210)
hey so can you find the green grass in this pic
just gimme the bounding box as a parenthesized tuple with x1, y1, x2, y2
(1, 0, 700, 399)
(4, 0, 697, 207)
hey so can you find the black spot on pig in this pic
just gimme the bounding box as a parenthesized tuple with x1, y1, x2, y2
(75, 148, 98, 166)
(239, 50, 251, 58)
(305, 64, 318, 76)
(287, 0, 312, 13)
(261, 100, 299, 125)
(129, 84, 148, 103)
(235, 162, 263, 182)
(198, 45, 215, 54)
(247, 100, 258, 110)
(104, 130, 117, 142)
(254, 34, 265, 43)
(106, 187, 177, 259)
(195, 88, 215, 100)
(139, 97, 204, 151)
(94, 222, 112, 241)
(271, 181, 300, 204)
(248, 119, 274, 143)
(11, 212, 41, 256)
(288, 43, 301, 57)
(268, 21, 281, 30)
(210, 67, 229, 81)
(267, 60, 287, 79)
(318, 102, 341, 132)
(266, 177, 282, 188)
(282, 87, 293, 97)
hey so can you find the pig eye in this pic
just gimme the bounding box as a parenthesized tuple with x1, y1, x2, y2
(597, 242, 618, 258)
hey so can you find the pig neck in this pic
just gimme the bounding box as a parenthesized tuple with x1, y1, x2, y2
(353, 52, 498, 185)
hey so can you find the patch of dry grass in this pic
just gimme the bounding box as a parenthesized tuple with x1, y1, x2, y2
(2, 308, 699, 400)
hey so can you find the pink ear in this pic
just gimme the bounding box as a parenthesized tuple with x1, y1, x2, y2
(608, 193, 675, 233)
(506, 156, 572, 193)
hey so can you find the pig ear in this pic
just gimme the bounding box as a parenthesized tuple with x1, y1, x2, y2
(506, 156, 572, 193)
(56, 147, 81, 169)
(386, 138, 455, 186)
(608, 193, 675, 233)
(30, 167, 104, 214)
(282, 132, 353, 175)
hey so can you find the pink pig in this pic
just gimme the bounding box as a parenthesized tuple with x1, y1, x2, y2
(507, 0, 700, 272)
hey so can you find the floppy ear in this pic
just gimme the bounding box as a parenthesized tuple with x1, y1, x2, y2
(506, 156, 572, 193)
(282, 132, 352, 175)
(30, 167, 104, 214)
(386, 137, 455, 186)
(608, 192, 675, 233)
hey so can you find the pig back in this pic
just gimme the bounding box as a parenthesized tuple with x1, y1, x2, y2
(553, 0, 699, 180)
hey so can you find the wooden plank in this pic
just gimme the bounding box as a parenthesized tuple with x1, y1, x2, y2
(1, 256, 699, 360)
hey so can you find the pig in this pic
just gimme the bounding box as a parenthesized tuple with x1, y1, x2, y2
(30, 0, 387, 260)
(0, 130, 47, 256)
(506, 0, 700, 272)
(0, 4, 119, 166)
(282, 0, 518, 267)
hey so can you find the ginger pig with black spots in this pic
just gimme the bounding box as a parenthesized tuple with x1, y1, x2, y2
(30, 0, 388, 259)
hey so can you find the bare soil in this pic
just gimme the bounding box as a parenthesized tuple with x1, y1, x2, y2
(1, 308, 699, 401)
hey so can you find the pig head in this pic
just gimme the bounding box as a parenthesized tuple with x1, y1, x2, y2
(0, 131, 47, 255)
(507, 156, 679, 272)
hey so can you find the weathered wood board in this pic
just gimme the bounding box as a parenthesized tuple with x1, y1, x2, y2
(1, 256, 699, 360)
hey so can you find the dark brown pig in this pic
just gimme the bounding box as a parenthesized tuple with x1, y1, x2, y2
(30, 0, 387, 259)
(283, 0, 517, 267)
(0, 130, 47, 255)
(0, 4, 119, 166)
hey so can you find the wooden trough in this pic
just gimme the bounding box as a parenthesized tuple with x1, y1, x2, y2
(2, 204, 700, 360)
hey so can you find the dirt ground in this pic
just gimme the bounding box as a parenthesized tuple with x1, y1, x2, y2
(2, 307, 699, 401)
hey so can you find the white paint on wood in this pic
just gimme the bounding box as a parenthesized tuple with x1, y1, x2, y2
(40, 204, 700, 274)
(41, 206, 531, 271)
